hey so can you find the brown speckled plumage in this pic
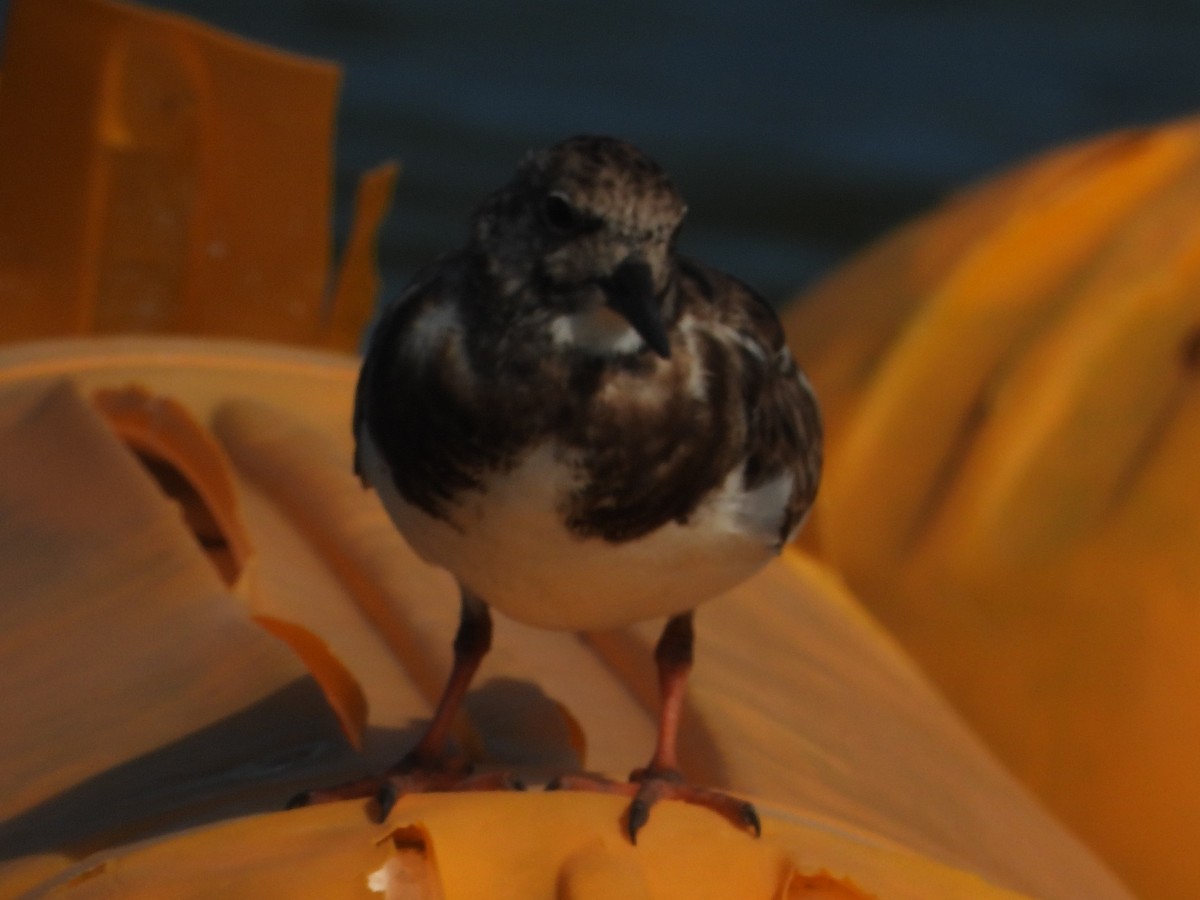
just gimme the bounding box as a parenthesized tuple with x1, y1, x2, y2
(356, 135, 820, 548)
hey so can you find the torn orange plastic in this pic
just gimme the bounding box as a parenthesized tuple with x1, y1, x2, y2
(784, 114, 1200, 899)
(784, 871, 873, 899)
(0, 0, 1147, 892)
(0, 378, 338, 842)
(782, 125, 1194, 457)
(9, 793, 1035, 899)
(253, 615, 369, 750)
(93, 384, 370, 748)
(0, 0, 389, 350)
(328, 161, 401, 351)
(92, 384, 254, 591)
(0, 344, 1131, 898)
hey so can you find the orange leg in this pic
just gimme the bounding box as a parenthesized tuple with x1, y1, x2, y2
(290, 591, 515, 820)
(638, 610, 693, 775)
(404, 590, 493, 766)
(552, 612, 760, 844)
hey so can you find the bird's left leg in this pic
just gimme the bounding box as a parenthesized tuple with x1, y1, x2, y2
(625, 612, 760, 842)
(290, 589, 516, 820)
(552, 612, 760, 843)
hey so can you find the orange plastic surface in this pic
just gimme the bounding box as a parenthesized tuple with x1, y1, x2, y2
(0, 0, 388, 348)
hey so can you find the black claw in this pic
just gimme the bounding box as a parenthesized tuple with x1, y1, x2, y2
(510, 777, 528, 792)
(372, 782, 398, 824)
(285, 791, 311, 811)
(741, 802, 762, 837)
(544, 776, 563, 791)
(626, 798, 650, 845)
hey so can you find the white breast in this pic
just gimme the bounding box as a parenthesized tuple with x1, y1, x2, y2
(357, 431, 778, 630)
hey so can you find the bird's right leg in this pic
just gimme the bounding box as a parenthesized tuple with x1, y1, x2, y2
(401, 588, 493, 769)
(289, 589, 514, 821)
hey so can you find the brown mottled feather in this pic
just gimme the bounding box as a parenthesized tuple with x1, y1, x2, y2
(354, 135, 820, 548)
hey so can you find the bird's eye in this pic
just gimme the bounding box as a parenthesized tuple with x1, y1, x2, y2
(542, 193, 581, 234)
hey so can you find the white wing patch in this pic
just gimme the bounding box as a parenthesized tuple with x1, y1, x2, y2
(699, 463, 793, 541)
(676, 316, 710, 401)
(711, 321, 768, 362)
(404, 301, 461, 360)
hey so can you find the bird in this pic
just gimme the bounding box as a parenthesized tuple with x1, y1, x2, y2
(293, 135, 822, 843)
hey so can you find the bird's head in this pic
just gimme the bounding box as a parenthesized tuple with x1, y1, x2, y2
(471, 135, 687, 358)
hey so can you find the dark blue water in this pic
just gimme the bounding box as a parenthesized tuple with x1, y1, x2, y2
(3, 0, 1199, 305)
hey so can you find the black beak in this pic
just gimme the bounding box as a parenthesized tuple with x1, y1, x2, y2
(600, 259, 672, 358)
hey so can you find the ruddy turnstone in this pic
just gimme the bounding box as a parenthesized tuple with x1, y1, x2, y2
(296, 135, 821, 842)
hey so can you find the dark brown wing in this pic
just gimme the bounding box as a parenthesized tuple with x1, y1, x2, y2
(353, 254, 488, 515)
(679, 257, 822, 545)
(561, 257, 821, 546)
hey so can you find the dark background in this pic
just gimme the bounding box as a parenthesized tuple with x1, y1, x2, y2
(3, 0, 1198, 306)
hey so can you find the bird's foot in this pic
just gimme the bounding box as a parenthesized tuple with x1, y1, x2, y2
(287, 752, 522, 823)
(547, 766, 760, 844)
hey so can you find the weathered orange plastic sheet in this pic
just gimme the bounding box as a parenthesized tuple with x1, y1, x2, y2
(786, 116, 1200, 898)
(0, 375, 357, 898)
(0, 0, 1138, 895)
(13, 793, 1040, 900)
(0, 338, 1129, 899)
(0, 0, 390, 349)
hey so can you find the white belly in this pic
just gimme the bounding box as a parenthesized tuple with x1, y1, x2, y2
(358, 432, 777, 630)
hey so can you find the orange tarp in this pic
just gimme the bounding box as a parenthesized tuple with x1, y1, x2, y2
(0, 0, 1142, 896)
(0, 0, 392, 349)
